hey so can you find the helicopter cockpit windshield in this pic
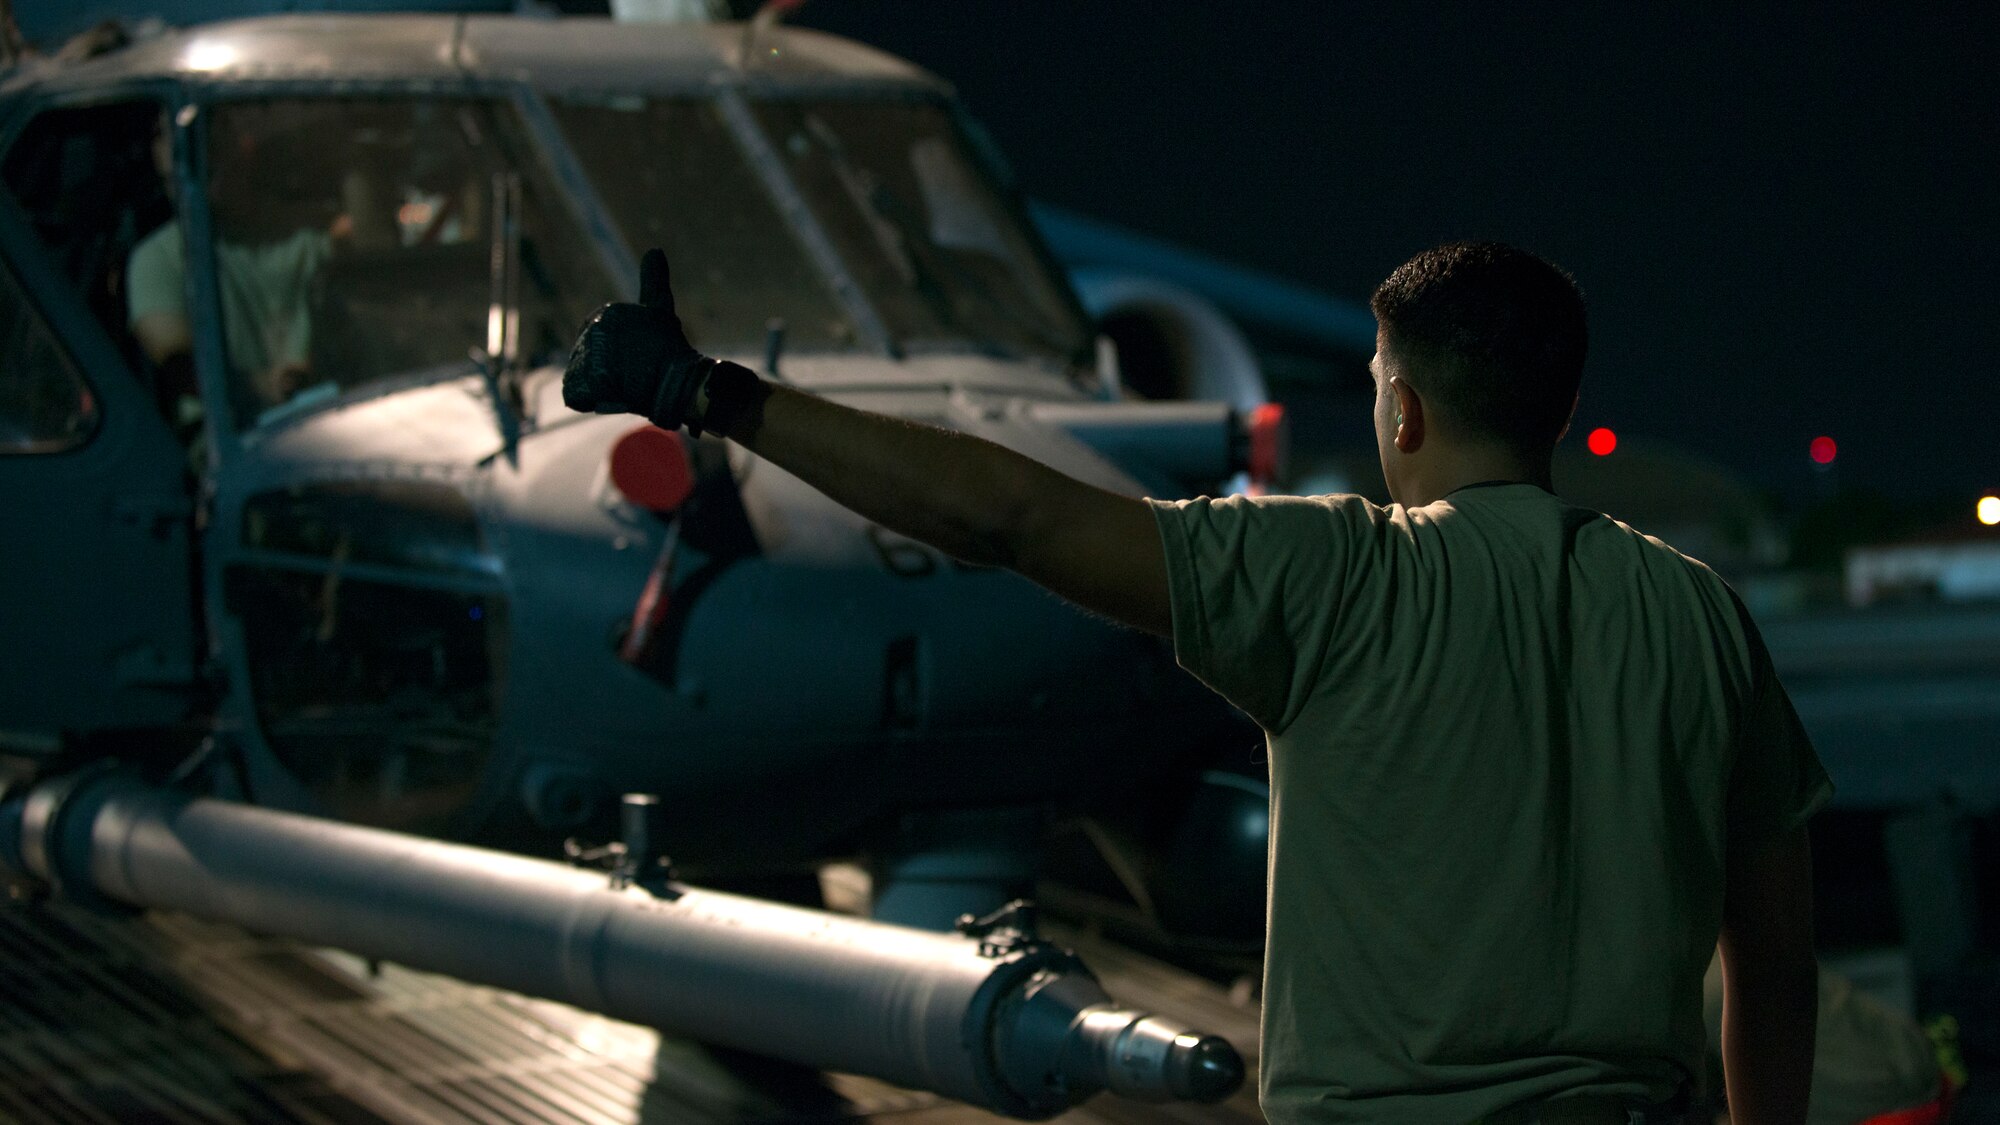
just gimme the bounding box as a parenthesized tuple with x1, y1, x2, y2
(198, 90, 1091, 431)
(202, 98, 610, 429)
(551, 95, 1091, 365)
(549, 96, 863, 357)
(750, 98, 1089, 363)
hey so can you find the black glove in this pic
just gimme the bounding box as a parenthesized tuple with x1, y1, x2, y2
(564, 248, 716, 434)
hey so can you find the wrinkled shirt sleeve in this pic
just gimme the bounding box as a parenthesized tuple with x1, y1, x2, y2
(1147, 493, 1364, 732)
(1726, 624, 1835, 848)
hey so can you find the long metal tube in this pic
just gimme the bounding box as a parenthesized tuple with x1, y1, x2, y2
(0, 770, 1242, 1118)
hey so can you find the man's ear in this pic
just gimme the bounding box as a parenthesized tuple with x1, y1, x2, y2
(1556, 392, 1580, 443)
(1391, 376, 1424, 454)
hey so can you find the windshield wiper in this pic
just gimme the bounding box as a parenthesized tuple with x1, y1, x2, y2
(478, 170, 524, 463)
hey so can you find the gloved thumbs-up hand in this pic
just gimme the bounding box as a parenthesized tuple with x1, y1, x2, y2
(564, 248, 718, 434)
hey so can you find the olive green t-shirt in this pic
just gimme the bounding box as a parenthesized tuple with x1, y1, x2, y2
(1149, 483, 1832, 1125)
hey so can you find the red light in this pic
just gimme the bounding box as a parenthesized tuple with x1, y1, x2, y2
(610, 425, 695, 512)
(1810, 436, 1837, 465)
(1586, 427, 1616, 456)
(1247, 402, 1289, 493)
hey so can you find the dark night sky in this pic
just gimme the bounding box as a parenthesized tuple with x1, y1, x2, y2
(795, 2, 1998, 507)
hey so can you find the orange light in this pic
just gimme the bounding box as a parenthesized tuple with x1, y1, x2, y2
(1979, 496, 2000, 526)
(1810, 436, 1837, 465)
(1586, 427, 1616, 456)
(1247, 403, 1288, 493)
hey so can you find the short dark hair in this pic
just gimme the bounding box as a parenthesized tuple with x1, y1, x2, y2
(1369, 241, 1587, 449)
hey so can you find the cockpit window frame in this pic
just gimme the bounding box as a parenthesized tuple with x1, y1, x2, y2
(0, 197, 106, 458)
(173, 79, 622, 451)
(101, 71, 1100, 455)
(0, 80, 251, 471)
(730, 85, 1097, 367)
(544, 79, 1098, 369)
(943, 98, 1100, 367)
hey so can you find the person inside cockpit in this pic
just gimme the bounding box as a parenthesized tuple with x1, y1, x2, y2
(126, 110, 394, 428)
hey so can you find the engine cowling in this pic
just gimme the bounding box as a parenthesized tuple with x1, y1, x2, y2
(1068, 268, 1269, 411)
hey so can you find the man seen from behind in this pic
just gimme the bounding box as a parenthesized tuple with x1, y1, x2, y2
(565, 241, 1831, 1124)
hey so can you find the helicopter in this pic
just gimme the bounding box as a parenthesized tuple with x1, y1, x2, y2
(0, 6, 1323, 942)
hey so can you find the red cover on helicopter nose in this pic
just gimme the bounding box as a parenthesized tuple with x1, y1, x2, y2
(609, 425, 694, 513)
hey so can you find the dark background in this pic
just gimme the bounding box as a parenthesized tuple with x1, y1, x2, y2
(16, 1, 1996, 510)
(789, 2, 1997, 511)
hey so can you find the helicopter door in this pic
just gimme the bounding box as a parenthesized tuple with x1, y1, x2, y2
(0, 196, 196, 748)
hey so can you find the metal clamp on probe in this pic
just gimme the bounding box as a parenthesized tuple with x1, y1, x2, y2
(955, 898, 1042, 957)
(7, 761, 139, 915)
(563, 792, 679, 897)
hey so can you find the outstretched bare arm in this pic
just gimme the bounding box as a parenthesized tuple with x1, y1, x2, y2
(1718, 824, 1818, 1125)
(562, 248, 1170, 637)
(705, 369, 1170, 637)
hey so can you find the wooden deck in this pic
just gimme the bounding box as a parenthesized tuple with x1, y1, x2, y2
(0, 899, 1266, 1124)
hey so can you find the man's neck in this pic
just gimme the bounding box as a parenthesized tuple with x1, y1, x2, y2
(1394, 447, 1554, 507)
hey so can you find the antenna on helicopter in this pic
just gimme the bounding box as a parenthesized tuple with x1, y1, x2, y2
(739, 0, 807, 69)
(763, 317, 788, 381)
(608, 0, 726, 23)
(477, 170, 524, 463)
(0, 0, 29, 69)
